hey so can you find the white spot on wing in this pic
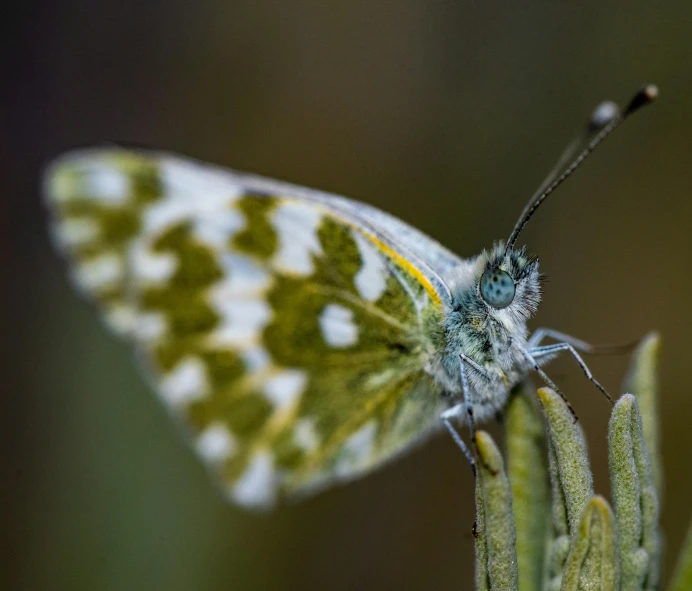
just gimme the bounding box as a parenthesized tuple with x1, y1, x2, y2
(208, 299, 272, 346)
(160, 159, 243, 208)
(271, 202, 322, 275)
(216, 253, 271, 296)
(160, 358, 208, 405)
(232, 451, 277, 507)
(74, 253, 123, 290)
(192, 209, 244, 247)
(240, 345, 271, 372)
(294, 418, 319, 452)
(83, 165, 130, 203)
(143, 199, 194, 234)
(318, 303, 358, 348)
(197, 422, 237, 462)
(263, 370, 306, 410)
(104, 304, 137, 335)
(352, 231, 388, 301)
(132, 312, 167, 341)
(334, 420, 377, 477)
(143, 160, 243, 234)
(130, 247, 177, 282)
(53, 218, 99, 248)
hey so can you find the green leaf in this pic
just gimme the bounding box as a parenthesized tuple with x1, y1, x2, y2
(560, 496, 619, 591)
(537, 388, 594, 534)
(506, 387, 550, 591)
(474, 464, 491, 591)
(475, 430, 519, 591)
(537, 388, 594, 588)
(623, 332, 663, 493)
(608, 394, 661, 591)
(545, 437, 571, 589)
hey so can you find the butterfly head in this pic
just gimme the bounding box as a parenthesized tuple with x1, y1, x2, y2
(445, 243, 541, 342)
(474, 243, 542, 326)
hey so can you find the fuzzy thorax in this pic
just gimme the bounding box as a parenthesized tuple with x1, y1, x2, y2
(427, 243, 542, 422)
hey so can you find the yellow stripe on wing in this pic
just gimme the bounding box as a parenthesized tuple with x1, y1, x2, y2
(366, 233, 443, 309)
(280, 196, 446, 310)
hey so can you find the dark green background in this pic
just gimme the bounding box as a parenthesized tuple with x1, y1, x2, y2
(4, 1, 692, 589)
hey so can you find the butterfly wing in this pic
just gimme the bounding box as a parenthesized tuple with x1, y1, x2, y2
(45, 149, 452, 507)
(224, 168, 465, 284)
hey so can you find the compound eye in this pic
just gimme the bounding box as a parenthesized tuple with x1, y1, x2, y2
(480, 268, 515, 309)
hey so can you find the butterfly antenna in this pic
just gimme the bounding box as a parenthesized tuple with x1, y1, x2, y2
(505, 84, 658, 253)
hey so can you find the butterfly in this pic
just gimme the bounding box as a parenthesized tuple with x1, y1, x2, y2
(44, 86, 656, 508)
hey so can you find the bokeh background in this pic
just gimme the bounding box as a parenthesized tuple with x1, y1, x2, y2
(4, 1, 692, 589)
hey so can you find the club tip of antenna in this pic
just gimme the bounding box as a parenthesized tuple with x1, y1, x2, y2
(624, 84, 659, 116)
(642, 84, 659, 100)
(589, 101, 620, 130)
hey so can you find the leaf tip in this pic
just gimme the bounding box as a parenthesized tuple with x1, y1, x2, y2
(475, 430, 503, 475)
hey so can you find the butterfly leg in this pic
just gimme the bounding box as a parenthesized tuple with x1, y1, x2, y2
(530, 343, 613, 403)
(528, 327, 636, 354)
(458, 353, 479, 435)
(515, 343, 579, 422)
(440, 354, 484, 473)
(441, 406, 475, 472)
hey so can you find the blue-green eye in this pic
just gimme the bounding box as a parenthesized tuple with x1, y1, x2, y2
(480, 268, 515, 309)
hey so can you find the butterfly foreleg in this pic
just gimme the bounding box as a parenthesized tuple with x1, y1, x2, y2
(528, 327, 635, 354)
(440, 354, 489, 473)
(441, 407, 475, 472)
(514, 343, 579, 421)
(528, 327, 592, 349)
(529, 342, 613, 403)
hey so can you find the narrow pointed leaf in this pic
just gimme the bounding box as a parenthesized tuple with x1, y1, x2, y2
(506, 388, 550, 591)
(474, 464, 490, 591)
(475, 430, 519, 591)
(623, 332, 662, 492)
(537, 388, 594, 534)
(546, 438, 571, 589)
(609, 394, 660, 591)
(631, 406, 662, 591)
(560, 496, 619, 591)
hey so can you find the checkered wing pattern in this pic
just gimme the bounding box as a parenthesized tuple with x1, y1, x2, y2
(45, 149, 451, 507)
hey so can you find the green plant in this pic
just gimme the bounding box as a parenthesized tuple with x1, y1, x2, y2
(473, 333, 692, 590)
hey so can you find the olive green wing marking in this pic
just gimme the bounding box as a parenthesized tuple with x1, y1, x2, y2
(45, 149, 450, 507)
(45, 150, 244, 335)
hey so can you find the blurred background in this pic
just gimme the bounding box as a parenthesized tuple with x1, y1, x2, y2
(4, 1, 692, 589)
